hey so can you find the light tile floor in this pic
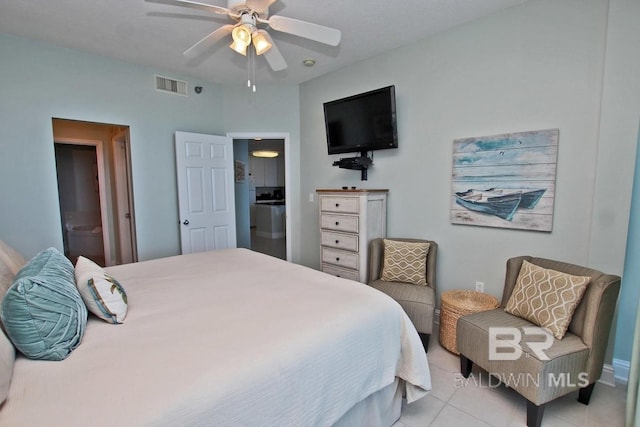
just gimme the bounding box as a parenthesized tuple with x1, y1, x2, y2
(395, 328, 627, 427)
(250, 228, 286, 260)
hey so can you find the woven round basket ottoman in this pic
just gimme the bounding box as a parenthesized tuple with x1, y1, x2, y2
(439, 290, 500, 354)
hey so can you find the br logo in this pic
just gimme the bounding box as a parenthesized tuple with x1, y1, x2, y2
(488, 327, 553, 361)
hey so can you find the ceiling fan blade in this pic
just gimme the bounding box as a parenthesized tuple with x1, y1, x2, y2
(267, 15, 341, 47)
(184, 24, 234, 58)
(172, 0, 230, 15)
(246, 0, 276, 16)
(262, 41, 287, 71)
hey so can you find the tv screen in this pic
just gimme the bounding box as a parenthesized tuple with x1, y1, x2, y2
(323, 85, 398, 155)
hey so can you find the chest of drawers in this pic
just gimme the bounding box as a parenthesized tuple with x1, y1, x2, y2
(316, 189, 388, 283)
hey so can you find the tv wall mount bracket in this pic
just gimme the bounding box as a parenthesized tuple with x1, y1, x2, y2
(332, 152, 373, 180)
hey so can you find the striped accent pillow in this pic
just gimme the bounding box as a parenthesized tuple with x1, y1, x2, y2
(381, 240, 429, 286)
(505, 260, 590, 339)
(75, 256, 128, 324)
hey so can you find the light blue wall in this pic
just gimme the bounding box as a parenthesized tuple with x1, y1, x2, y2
(615, 125, 640, 363)
(0, 32, 301, 261)
(222, 84, 301, 262)
(299, 0, 613, 277)
(593, 0, 640, 369)
(234, 139, 250, 249)
(2, 0, 637, 371)
(299, 0, 639, 368)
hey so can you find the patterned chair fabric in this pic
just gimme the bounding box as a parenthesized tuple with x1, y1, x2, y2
(456, 256, 620, 427)
(368, 238, 437, 339)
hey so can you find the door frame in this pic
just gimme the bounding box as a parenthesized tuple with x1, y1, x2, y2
(54, 137, 114, 266)
(227, 132, 291, 262)
(112, 130, 138, 264)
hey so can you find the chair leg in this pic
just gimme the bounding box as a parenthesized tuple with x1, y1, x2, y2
(578, 383, 596, 405)
(459, 354, 472, 378)
(526, 401, 545, 427)
(418, 333, 430, 352)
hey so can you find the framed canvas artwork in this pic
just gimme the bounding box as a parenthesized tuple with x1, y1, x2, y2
(451, 129, 558, 232)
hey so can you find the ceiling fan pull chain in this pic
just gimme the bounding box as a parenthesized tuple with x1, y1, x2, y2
(251, 47, 257, 92)
(247, 61, 251, 88)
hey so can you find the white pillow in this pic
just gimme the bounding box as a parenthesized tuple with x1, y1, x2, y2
(0, 328, 15, 406)
(0, 239, 26, 299)
(75, 256, 128, 324)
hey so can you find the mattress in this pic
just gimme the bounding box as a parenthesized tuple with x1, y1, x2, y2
(0, 248, 430, 426)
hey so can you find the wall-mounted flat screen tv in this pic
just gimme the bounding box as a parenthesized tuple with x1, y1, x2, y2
(323, 85, 398, 155)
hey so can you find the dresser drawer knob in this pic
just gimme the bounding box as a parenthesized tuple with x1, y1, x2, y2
(335, 240, 339, 244)
(336, 257, 340, 262)
(335, 203, 340, 207)
(335, 221, 339, 226)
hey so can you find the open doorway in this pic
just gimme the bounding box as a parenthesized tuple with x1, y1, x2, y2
(52, 118, 137, 266)
(230, 132, 290, 261)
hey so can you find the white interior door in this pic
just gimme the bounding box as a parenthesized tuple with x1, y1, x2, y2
(175, 131, 237, 254)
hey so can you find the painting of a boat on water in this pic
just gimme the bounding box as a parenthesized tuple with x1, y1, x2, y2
(451, 129, 558, 231)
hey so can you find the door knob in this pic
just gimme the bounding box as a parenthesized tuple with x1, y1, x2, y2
(183, 219, 189, 225)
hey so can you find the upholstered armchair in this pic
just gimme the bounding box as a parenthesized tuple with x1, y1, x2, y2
(368, 238, 437, 351)
(456, 256, 621, 427)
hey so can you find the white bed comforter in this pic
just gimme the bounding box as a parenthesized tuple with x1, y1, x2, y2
(1, 249, 430, 426)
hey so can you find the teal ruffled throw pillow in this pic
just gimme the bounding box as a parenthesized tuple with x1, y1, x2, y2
(1, 248, 87, 360)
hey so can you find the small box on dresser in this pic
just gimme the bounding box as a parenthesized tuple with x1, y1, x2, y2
(316, 189, 388, 283)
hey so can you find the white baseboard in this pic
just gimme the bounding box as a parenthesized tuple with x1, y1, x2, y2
(599, 364, 616, 387)
(613, 358, 630, 385)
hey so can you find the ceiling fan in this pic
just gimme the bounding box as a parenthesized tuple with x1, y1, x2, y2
(150, 0, 341, 72)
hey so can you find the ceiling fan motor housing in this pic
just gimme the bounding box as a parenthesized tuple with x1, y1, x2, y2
(227, 0, 269, 19)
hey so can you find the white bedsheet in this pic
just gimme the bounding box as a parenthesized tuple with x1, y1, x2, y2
(0, 249, 430, 426)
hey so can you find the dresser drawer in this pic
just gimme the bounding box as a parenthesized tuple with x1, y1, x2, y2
(321, 231, 359, 252)
(320, 196, 360, 214)
(321, 247, 358, 270)
(322, 264, 359, 281)
(320, 214, 359, 233)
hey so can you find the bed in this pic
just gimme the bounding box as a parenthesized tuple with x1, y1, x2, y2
(0, 247, 431, 426)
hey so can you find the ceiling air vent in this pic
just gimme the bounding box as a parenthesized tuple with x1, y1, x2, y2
(155, 75, 188, 96)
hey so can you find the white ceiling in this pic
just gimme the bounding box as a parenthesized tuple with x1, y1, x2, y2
(0, 0, 528, 86)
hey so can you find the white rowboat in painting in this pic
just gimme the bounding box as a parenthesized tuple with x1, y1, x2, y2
(454, 188, 546, 221)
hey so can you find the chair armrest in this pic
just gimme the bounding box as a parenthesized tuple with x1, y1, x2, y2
(571, 274, 620, 381)
(368, 238, 385, 282)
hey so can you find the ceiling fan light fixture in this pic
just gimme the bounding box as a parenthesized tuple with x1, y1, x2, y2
(229, 39, 248, 55)
(252, 30, 273, 55)
(252, 150, 279, 158)
(232, 24, 253, 46)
